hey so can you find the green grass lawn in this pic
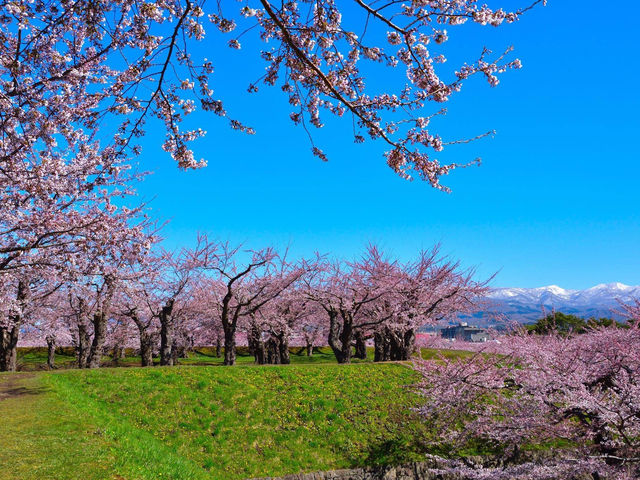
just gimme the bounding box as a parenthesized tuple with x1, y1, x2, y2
(0, 362, 435, 480)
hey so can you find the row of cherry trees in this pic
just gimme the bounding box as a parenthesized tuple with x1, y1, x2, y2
(411, 302, 640, 479)
(1, 0, 543, 371)
(12, 238, 489, 370)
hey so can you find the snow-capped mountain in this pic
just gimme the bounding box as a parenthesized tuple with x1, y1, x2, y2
(474, 283, 640, 325)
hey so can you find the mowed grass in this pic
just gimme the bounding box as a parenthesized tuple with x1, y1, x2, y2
(0, 362, 434, 480)
(0, 374, 116, 480)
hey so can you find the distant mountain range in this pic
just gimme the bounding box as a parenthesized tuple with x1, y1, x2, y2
(465, 283, 639, 325)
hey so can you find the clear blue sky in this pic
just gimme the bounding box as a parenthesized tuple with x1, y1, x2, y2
(134, 1, 640, 290)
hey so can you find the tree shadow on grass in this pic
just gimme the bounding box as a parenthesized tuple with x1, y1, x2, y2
(0, 375, 49, 401)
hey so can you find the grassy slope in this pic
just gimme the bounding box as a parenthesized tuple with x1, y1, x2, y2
(0, 362, 433, 480)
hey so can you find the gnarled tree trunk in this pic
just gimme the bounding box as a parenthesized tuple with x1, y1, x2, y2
(223, 327, 236, 366)
(389, 328, 416, 361)
(374, 327, 416, 362)
(266, 337, 280, 364)
(0, 280, 29, 372)
(249, 325, 267, 364)
(278, 333, 290, 364)
(374, 329, 391, 362)
(130, 311, 155, 367)
(328, 311, 353, 364)
(46, 335, 56, 369)
(76, 323, 91, 368)
(160, 299, 175, 366)
(0, 323, 20, 372)
(88, 311, 107, 369)
(215, 337, 222, 358)
(87, 275, 116, 369)
(139, 332, 154, 367)
(354, 331, 367, 360)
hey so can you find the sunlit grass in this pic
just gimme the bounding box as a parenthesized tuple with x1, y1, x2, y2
(1, 361, 443, 480)
(2, 345, 482, 480)
(43, 364, 426, 479)
(0, 374, 115, 480)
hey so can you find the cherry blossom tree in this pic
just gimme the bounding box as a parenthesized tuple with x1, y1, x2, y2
(373, 245, 491, 361)
(304, 245, 488, 364)
(296, 303, 327, 357)
(193, 239, 309, 365)
(118, 286, 161, 367)
(304, 246, 401, 364)
(0, 127, 152, 371)
(116, 241, 213, 367)
(0, 275, 30, 370)
(247, 287, 316, 364)
(149, 250, 201, 366)
(412, 326, 640, 478)
(55, 215, 155, 369)
(0, 271, 72, 370)
(619, 299, 640, 324)
(18, 286, 73, 369)
(1, 0, 544, 188)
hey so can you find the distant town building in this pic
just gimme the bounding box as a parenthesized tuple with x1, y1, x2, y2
(440, 322, 489, 342)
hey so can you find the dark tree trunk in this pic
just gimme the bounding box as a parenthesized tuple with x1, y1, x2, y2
(139, 332, 154, 367)
(170, 341, 179, 365)
(0, 324, 20, 372)
(111, 346, 125, 363)
(374, 331, 384, 362)
(132, 313, 154, 367)
(374, 329, 392, 362)
(77, 323, 91, 368)
(278, 334, 290, 365)
(88, 276, 115, 369)
(223, 327, 236, 366)
(0, 280, 29, 372)
(306, 342, 313, 356)
(160, 299, 175, 366)
(252, 329, 290, 365)
(354, 331, 367, 360)
(88, 311, 107, 369)
(265, 338, 278, 364)
(253, 340, 267, 364)
(215, 337, 222, 358)
(401, 329, 416, 360)
(389, 328, 416, 361)
(327, 311, 353, 364)
(46, 336, 56, 369)
(248, 325, 266, 364)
